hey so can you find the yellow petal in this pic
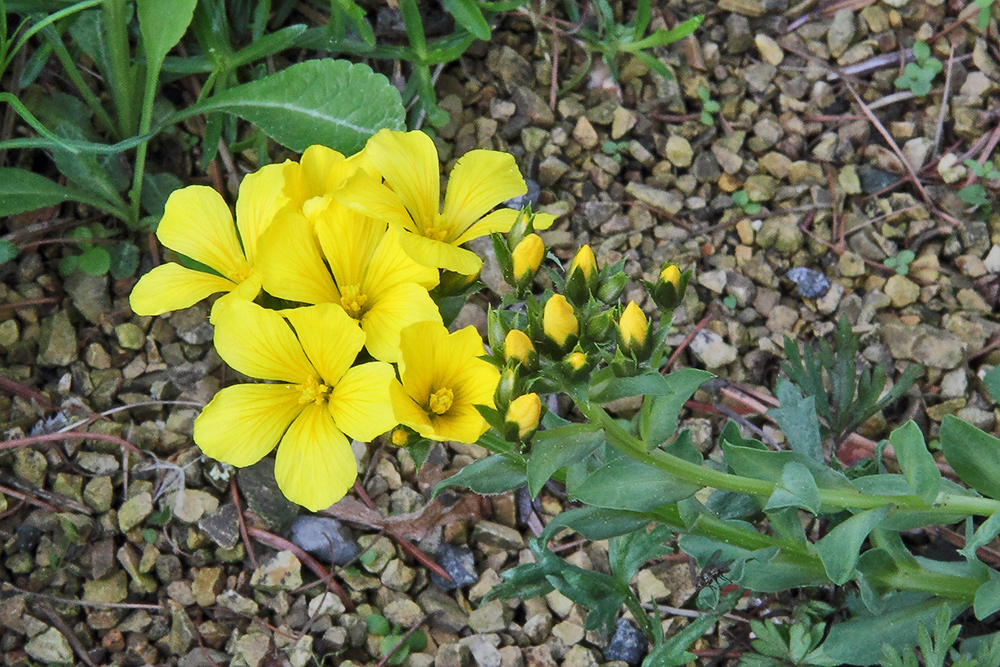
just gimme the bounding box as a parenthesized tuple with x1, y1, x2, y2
(335, 170, 415, 230)
(452, 208, 522, 247)
(208, 273, 263, 324)
(364, 129, 440, 230)
(397, 230, 482, 274)
(451, 355, 500, 408)
(157, 185, 249, 282)
(397, 320, 449, 405)
(284, 146, 346, 207)
(442, 150, 526, 236)
(390, 380, 433, 435)
(314, 207, 383, 289)
(362, 225, 439, 299)
(236, 163, 289, 266)
(256, 213, 340, 304)
(429, 403, 490, 443)
(361, 283, 442, 362)
(329, 362, 398, 441)
(435, 325, 491, 389)
(212, 298, 317, 382)
(282, 303, 365, 386)
(193, 384, 303, 467)
(129, 263, 236, 316)
(274, 403, 357, 511)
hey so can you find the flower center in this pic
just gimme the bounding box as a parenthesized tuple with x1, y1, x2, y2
(427, 387, 454, 415)
(340, 284, 369, 319)
(424, 214, 451, 242)
(298, 376, 331, 405)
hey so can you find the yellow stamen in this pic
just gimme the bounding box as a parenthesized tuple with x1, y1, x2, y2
(340, 284, 369, 319)
(428, 387, 454, 415)
(423, 214, 451, 242)
(298, 376, 331, 405)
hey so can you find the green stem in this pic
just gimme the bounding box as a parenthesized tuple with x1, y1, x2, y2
(620, 584, 658, 642)
(44, 29, 118, 138)
(103, 0, 136, 137)
(580, 402, 1000, 519)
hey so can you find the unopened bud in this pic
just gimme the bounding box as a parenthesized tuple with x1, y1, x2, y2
(617, 301, 651, 361)
(566, 245, 599, 304)
(505, 393, 541, 441)
(561, 349, 590, 380)
(597, 272, 629, 303)
(586, 309, 616, 342)
(511, 234, 544, 288)
(504, 329, 537, 369)
(543, 294, 579, 351)
(390, 428, 409, 447)
(495, 367, 520, 411)
(650, 262, 689, 311)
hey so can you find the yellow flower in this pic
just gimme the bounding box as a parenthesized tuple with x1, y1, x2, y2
(569, 245, 597, 282)
(506, 393, 541, 441)
(255, 207, 441, 363)
(566, 351, 587, 371)
(543, 294, 579, 349)
(336, 129, 554, 274)
(660, 263, 681, 288)
(511, 233, 544, 283)
(129, 166, 288, 316)
(504, 329, 536, 368)
(281, 145, 376, 219)
(390, 321, 500, 443)
(193, 299, 398, 511)
(619, 301, 649, 349)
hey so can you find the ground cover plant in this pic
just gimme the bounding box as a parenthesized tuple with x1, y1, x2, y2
(3, 1, 1000, 666)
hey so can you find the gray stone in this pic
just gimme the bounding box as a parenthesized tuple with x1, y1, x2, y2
(25, 627, 73, 664)
(725, 14, 752, 54)
(237, 459, 300, 531)
(827, 8, 856, 58)
(490, 46, 533, 89)
(884, 275, 920, 308)
(472, 521, 523, 550)
(250, 549, 303, 592)
(462, 635, 502, 667)
(233, 632, 270, 667)
(65, 271, 110, 324)
(119, 491, 153, 532)
(538, 156, 570, 188)
(786, 267, 831, 299)
(665, 135, 693, 167)
(216, 590, 259, 615)
(433, 542, 478, 590)
(469, 600, 508, 634)
(198, 503, 241, 549)
(689, 330, 737, 368)
(384, 598, 423, 627)
(37, 310, 78, 367)
(288, 515, 359, 565)
(605, 618, 645, 666)
(625, 182, 683, 215)
(511, 86, 554, 128)
(115, 322, 145, 350)
(166, 489, 219, 524)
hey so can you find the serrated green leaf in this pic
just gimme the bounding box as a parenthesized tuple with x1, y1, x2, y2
(609, 525, 672, 585)
(526, 424, 604, 498)
(432, 454, 525, 497)
(768, 379, 824, 461)
(890, 421, 941, 506)
(941, 415, 1000, 500)
(815, 505, 890, 585)
(182, 60, 405, 154)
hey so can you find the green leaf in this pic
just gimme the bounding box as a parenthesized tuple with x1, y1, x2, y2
(432, 454, 525, 497)
(960, 511, 1000, 560)
(912, 41, 930, 62)
(764, 462, 821, 514)
(0, 167, 85, 216)
(609, 525, 672, 585)
(526, 424, 604, 498)
(768, 379, 823, 461)
(721, 435, 854, 492)
(109, 242, 140, 279)
(571, 455, 699, 512)
(941, 415, 1000, 500)
(141, 172, 184, 218)
(975, 576, 1000, 620)
(58, 254, 78, 276)
(366, 612, 390, 635)
(638, 368, 713, 448)
(181, 60, 405, 154)
(440, 0, 491, 40)
(815, 506, 890, 585)
(406, 440, 432, 472)
(680, 533, 825, 592)
(539, 506, 650, 543)
(77, 247, 111, 276)
(889, 421, 941, 506)
(482, 561, 555, 602)
(137, 0, 197, 70)
(0, 240, 20, 265)
(642, 611, 718, 667)
(983, 365, 1000, 403)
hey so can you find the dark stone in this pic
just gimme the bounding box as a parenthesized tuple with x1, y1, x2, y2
(431, 542, 478, 590)
(504, 178, 541, 211)
(287, 516, 359, 565)
(198, 503, 240, 550)
(237, 459, 300, 531)
(786, 267, 831, 299)
(859, 167, 901, 194)
(605, 618, 646, 666)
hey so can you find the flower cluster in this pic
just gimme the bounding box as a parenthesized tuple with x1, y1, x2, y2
(132, 130, 555, 511)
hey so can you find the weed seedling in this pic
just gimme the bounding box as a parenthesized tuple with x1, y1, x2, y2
(894, 41, 942, 96)
(883, 249, 915, 276)
(958, 158, 1000, 215)
(732, 189, 761, 215)
(697, 85, 720, 125)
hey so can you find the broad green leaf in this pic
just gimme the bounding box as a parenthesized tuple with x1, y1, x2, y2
(137, 0, 197, 70)
(182, 60, 405, 154)
(638, 368, 713, 448)
(141, 172, 184, 217)
(432, 454, 525, 496)
(539, 506, 650, 543)
(889, 421, 941, 506)
(77, 247, 111, 275)
(764, 462, 821, 514)
(974, 575, 1000, 620)
(0, 240, 20, 265)
(0, 167, 83, 216)
(571, 455, 699, 512)
(768, 379, 823, 461)
(440, 0, 491, 40)
(592, 371, 671, 403)
(721, 436, 854, 493)
(406, 440, 432, 472)
(766, 507, 808, 545)
(941, 415, 1000, 500)
(526, 424, 604, 498)
(679, 533, 827, 592)
(815, 505, 890, 585)
(109, 242, 140, 280)
(984, 364, 1000, 403)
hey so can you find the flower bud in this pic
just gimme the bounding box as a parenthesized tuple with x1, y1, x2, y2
(649, 262, 689, 311)
(597, 271, 629, 304)
(511, 233, 544, 288)
(504, 329, 537, 369)
(495, 366, 520, 411)
(585, 309, 616, 343)
(566, 245, 599, 304)
(505, 393, 541, 441)
(437, 268, 480, 297)
(390, 427, 410, 447)
(561, 349, 591, 380)
(542, 294, 579, 351)
(617, 301, 651, 361)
